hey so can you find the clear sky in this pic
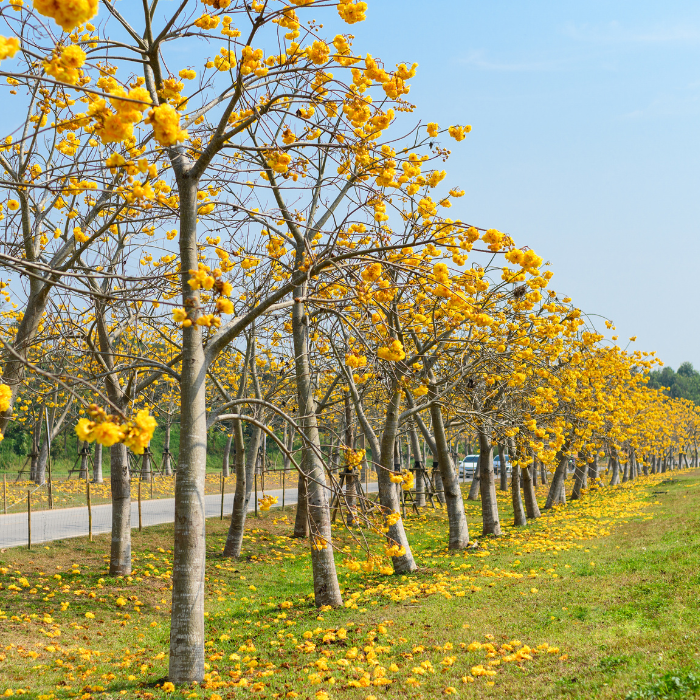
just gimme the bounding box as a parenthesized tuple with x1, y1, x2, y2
(350, 0, 700, 370)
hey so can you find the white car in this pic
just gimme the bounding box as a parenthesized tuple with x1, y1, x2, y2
(458, 455, 479, 478)
(458, 454, 512, 478)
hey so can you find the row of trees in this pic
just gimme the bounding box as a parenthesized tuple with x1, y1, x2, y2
(1, 0, 698, 685)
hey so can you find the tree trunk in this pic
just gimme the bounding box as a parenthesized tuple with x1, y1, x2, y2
(344, 393, 357, 526)
(408, 420, 425, 507)
(223, 418, 247, 557)
(169, 177, 208, 684)
(222, 429, 232, 478)
(532, 457, 538, 487)
(109, 443, 131, 576)
(477, 428, 500, 536)
(93, 443, 103, 484)
(521, 456, 541, 519)
(498, 443, 508, 491)
(79, 445, 89, 481)
(507, 440, 527, 527)
(540, 459, 548, 484)
(588, 454, 598, 482)
(467, 460, 481, 500)
(544, 448, 570, 509)
(293, 465, 309, 538)
(163, 420, 173, 476)
(570, 457, 585, 500)
(609, 452, 621, 485)
(377, 388, 417, 572)
(141, 449, 152, 482)
(428, 390, 469, 549)
(291, 291, 342, 606)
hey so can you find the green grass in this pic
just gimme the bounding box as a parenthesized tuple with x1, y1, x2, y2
(0, 472, 699, 699)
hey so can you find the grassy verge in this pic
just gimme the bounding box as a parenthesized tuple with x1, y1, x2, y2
(0, 472, 698, 700)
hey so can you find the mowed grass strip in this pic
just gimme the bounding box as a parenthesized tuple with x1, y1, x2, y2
(0, 472, 698, 699)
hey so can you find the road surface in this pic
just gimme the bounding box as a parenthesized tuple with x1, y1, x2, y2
(0, 482, 379, 549)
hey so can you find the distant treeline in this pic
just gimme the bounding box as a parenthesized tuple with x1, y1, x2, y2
(647, 362, 700, 406)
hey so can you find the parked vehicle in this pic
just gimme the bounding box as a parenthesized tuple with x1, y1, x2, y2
(494, 455, 513, 476)
(458, 455, 479, 478)
(458, 454, 512, 478)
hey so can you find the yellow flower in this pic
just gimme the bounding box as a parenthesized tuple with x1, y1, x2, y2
(0, 36, 20, 62)
(7, 200, 19, 211)
(33, 0, 99, 32)
(426, 122, 439, 137)
(145, 104, 188, 146)
(0, 384, 12, 412)
(75, 417, 94, 442)
(162, 682, 175, 693)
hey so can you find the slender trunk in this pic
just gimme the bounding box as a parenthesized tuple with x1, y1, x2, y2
(293, 465, 309, 538)
(377, 388, 417, 572)
(291, 291, 342, 606)
(141, 449, 152, 482)
(621, 454, 629, 483)
(109, 443, 131, 576)
(498, 443, 508, 491)
(609, 451, 621, 485)
(93, 443, 103, 484)
(477, 428, 500, 536)
(408, 420, 425, 507)
(588, 454, 598, 482)
(467, 460, 481, 500)
(283, 421, 292, 472)
(570, 457, 585, 500)
(169, 176, 208, 684)
(532, 458, 538, 487)
(344, 393, 356, 526)
(540, 459, 548, 484)
(429, 390, 469, 548)
(79, 445, 89, 481)
(521, 456, 541, 519)
(30, 420, 41, 483)
(222, 429, 232, 478)
(223, 418, 247, 557)
(544, 447, 570, 509)
(163, 420, 173, 476)
(508, 440, 526, 526)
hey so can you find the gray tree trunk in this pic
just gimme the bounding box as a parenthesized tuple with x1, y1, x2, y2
(498, 443, 508, 491)
(93, 442, 103, 483)
(468, 460, 481, 500)
(540, 459, 548, 484)
(169, 178, 209, 684)
(110, 443, 131, 576)
(293, 465, 309, 538)
(508, 441, 526, 526)
(222, 429, 232, 478)
(223, 418, 247, 557)
(521, 457, 541, 519)
(408, 420, 425, 507)
(79, 445, 89, 481)
(428, 389, 469, 548)
(477, 429, 501, 536)
(570, 457, 585, 500)
(291, 291, 342, 605)
(163, 420, 173, 476)
(544, 448, 570, 509)
(141, 449, 152, 482)
(609, 451, 621, 485)
(377, 388, 417, 572)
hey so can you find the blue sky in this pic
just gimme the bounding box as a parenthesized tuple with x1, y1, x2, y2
(350, 0, 700, 370)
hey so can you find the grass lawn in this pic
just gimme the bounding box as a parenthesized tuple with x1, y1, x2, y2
(0, 471, 699, 699)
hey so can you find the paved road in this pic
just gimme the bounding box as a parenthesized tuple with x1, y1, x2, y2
(0, 482, 379, 549)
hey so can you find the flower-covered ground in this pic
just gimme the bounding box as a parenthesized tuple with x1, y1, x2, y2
(1, 472, 699, 699)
